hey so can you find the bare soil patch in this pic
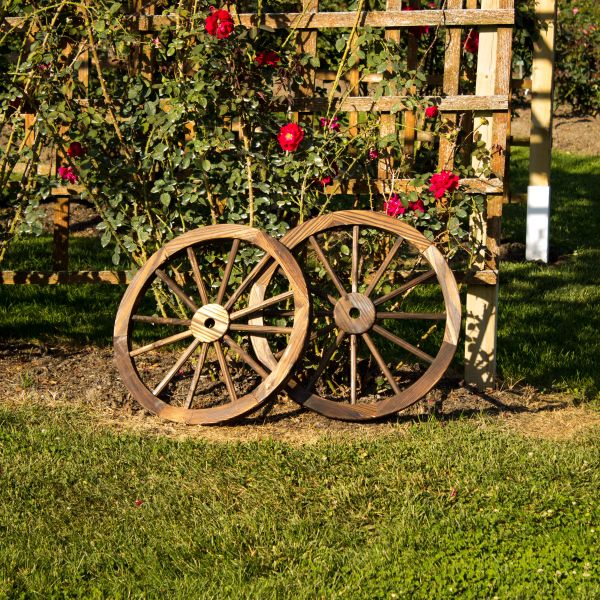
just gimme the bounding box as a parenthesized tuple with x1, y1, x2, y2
(1, 342, 598, 444)
(511, 108, 600, 155)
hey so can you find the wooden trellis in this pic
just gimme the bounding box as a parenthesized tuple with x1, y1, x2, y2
(2, 0, 515, 387)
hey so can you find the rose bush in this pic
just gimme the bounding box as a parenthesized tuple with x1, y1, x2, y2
(1, 0, 498, 267)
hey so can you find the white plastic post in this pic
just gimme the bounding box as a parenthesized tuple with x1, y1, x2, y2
(526, 185, 550, 261)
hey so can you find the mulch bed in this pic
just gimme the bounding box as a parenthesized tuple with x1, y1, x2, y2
(2, 341, 597, 444)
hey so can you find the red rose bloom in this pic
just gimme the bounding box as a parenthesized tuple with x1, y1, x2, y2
(57, 166, 78, 184)
(319, 175, 333, 187)
(67, 141, 85, 158)
(277, 123, 304, 152)
(205, 8, 234, 40)
(429, 170, 459, 199)
(384, 194, 405, 217)
(319, 117, 340, 132)
(255, 51, 280, 66)
(425, 105, 439, 119)
(464, 30, 479, 54)
(409, 199, 425, 214)
(369, 148, 379, 160)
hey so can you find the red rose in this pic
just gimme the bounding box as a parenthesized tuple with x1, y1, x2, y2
(464, 30, 479, 54)
(429, 170, 459, 199)
(57, 166, 78, 184)
(319, 117, 340, 132)
(277, 123, 304, 152)
(319, 175, 333, 187)
(67, 142, 85, 158)
(205, 8, 234, 40)
(369, 148, 379, 160)
(408, 199, 425, 214)
(255, 51, 280, 67)
(384, 194, 406, 217)
(425, 105, 439, 119)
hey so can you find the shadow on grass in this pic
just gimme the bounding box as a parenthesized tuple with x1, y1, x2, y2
(499, 150, 600, 400)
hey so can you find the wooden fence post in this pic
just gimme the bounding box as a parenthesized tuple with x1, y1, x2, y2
(464, 0, 512, 389)
(526, 0, 557, 262)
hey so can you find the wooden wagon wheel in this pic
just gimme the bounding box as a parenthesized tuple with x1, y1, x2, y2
(114, 225, 309, 425)
(249, 210, 461, 421)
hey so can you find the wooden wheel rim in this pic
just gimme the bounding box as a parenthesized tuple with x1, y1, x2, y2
(249, 211, 461, 421)
(114, 225, 310, 425)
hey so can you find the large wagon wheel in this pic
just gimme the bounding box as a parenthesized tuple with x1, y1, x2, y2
(249, 211, 461, 421)
(114, 225, 309, 425)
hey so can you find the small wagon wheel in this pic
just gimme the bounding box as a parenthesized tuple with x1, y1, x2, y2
(114, 225, 309, 425)
(249, 211, 461, 421)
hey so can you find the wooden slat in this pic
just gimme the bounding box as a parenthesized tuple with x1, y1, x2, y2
(378, 0, 401, 180)
(438, 0, 463, 171)
(323, 176, 504, 195)
(3, 10, 514, 30)
(292, 94, 508, 112)
(238, 9, 515, 28)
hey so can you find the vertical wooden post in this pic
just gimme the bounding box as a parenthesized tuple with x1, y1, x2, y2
(526, 0, 557, 262)
(53, 41, 75, 271)
(296, 0, 318, 125)
(438, 0, 463, 171)
(378, 0, 402, 182)
(52, 196, 70, 270)
(464, 0, 512, 389)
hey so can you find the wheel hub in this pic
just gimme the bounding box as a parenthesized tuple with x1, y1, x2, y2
(333, 293, 376, 334)
(190, 304, 230, 342)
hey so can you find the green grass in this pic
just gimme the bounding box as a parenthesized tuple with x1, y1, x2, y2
(498, 149, 600, 401)
(1, 403, 599, 598)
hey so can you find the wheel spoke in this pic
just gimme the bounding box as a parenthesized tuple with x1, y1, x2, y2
(364, 235, 403, 297)
(377, 311, 446, 321)
(223, 335, 270, 378)
(185, 342, 209, 409)
(155, 269, 198, 313)
(187, 247, 210, 305)
(373, 270, 436, 307)
(152, 338, 201, 396)
(306, 329, 346, 391)
(129, 330, 194, 358)
(229, 290, 294, 321)
(351, 225, 359, 293)
(308, 235, 347, 297)
(372, 323, 434, 364)
(223, 253, 276, 311)
(214, 340, 237, 402)
(216, 239, 241, 306)
(362, 332, 402, 395)
(132, 315, 191, 327)
(350, 333, 357, 404)
(229, 324, 293, 335)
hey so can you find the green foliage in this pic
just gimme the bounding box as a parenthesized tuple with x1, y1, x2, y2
(555, 0, 600, 115)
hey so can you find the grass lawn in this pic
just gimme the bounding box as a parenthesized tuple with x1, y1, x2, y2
(1, 149, 599, 597)
(1, 402, 599, 598)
